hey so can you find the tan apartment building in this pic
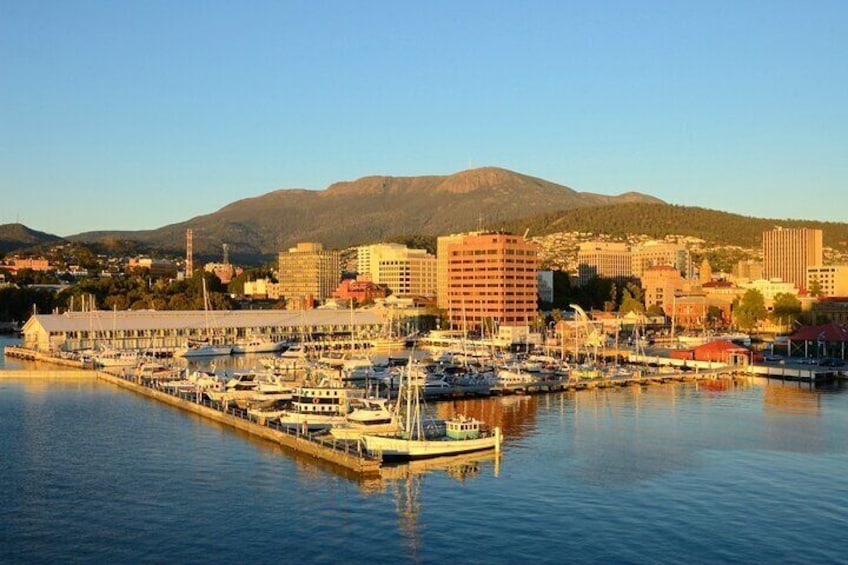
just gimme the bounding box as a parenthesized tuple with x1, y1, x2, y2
(732, 260, 763, 283)
(576, 242, 631, 286)
(445, 232, 538, 331)
(631, 242, 690, 280)
(763, 227, 822, 290)
(356, 243, 436, 298)
(277, 242, 340, 306)
(642, 265, 685, 313)
(807, 265, 848, 297)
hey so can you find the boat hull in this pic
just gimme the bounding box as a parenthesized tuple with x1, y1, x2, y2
(175, 345, 233, 358)
(361, 427, 501, 460)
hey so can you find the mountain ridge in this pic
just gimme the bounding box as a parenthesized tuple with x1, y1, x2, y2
(67, 167, 663, 260)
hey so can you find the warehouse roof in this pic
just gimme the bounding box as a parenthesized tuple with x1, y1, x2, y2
(24, 309, 382, 333)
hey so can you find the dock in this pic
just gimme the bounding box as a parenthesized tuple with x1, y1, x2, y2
(95, 369, 382, 476)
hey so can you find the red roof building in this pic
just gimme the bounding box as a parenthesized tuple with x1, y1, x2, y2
(787, 322, 848, 359)
(332, 279, 388, 304)
(693, 340, 762, 364)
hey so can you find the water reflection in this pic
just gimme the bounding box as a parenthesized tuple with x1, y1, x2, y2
(377, 452, 501, 561)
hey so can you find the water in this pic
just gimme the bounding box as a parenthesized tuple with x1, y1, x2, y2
(2, 337, 848, 563)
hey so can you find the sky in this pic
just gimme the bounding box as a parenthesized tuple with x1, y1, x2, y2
(1, 1, 846, 236)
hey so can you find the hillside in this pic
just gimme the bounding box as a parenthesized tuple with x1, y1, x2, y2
(69, 167, 662, 262)
(497, 203, 848, 250)
(0, 223, 64, 254)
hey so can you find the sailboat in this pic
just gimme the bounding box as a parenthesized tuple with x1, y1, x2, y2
(174, 279, 233, 358)
(361, 362, 502, 460)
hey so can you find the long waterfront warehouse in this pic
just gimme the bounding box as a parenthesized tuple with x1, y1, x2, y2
(21, 310, 384, 353)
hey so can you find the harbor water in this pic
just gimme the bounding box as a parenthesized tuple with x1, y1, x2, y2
(2, 337, 847, 563)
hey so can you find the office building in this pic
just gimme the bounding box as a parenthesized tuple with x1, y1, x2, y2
(762, 227, 822, 290)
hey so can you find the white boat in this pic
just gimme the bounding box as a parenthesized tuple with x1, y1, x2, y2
(175, 340, 233, 358)
(94, 349, 143, 368)
(231, 338, 287, 354)
(205, 372, 260, 403)
(174, 278, 233, 358)
(329, 397, 402, 440)
(494, 368, 535, 387)
(276, 384, 364, 431)
(361, 366, 502, 460)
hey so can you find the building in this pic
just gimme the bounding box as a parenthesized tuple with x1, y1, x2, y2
(3, 258, 51, 272)
(277, 242, 341, 305)
(642, 265, 685, 313)
(762, 227, 822, 290)
(357, 243, 436, 298)
(576, 242, 630, 286)
(436, 233, 471, 309)
(739, 278, 799, 302)
(204, 263, 239, 285)
(445, 232, 538, 331)
(672, 340, 762, 365)
(332, 279, 388, 303)
(537, 270, 554, 304)
(732, 260, 763, 283)
(126, 257, 177, 278)
(21, 309, 383, 353)
(631, 242, 690, 280)
(669, 293, 707, 330)
(811, 298, 848, 325)
(786, 322, 848, 360)
(806, 265, 848, 298)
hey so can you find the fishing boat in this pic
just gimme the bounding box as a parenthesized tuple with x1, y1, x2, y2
(361, 364, 501, 460)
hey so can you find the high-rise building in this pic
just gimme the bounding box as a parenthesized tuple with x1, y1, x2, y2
(631, 242, 691, 280)
(277, 242, 340, 306)
(576, 242, 631, 286)
(445, 232, 538, 331)
(762, 228, 822, 290)
(356, 243, 436, 297)
(436, 233, 471, 309)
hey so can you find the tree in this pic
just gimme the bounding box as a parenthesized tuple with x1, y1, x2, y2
(771, 292, 802, 329)
(808, 277, 823, 298)
(619, 283, 645, 315)
(706, 305, 724, 328)
(646, 303, 665, 318)
(733, 289, 766, 332)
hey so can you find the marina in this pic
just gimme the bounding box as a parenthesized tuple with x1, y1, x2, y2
(2, 359, 846, 564)
(4, 326, 847, 480)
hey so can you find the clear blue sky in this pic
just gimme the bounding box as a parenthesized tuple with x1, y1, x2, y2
(2, 0, 846, 236)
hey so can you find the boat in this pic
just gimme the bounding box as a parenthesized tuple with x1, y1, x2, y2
(231, 337, 287, 354)
(329, 397, 402, 440)
(205, 372, 261, 403)
(175, 339, 233, 358)
(94, 349, 144, 368)
(275, 384, 364, 431)
(174, 278, 233, 358)
(361, 365, 502, 460)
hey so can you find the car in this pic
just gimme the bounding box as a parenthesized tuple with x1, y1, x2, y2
(818, 358, 846, 367)
(763, 355, 783, 362)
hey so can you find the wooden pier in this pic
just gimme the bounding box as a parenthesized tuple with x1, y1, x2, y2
(94, 369, 382, 476)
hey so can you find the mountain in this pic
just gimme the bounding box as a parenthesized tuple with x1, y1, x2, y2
(0, 223, 64, 254)
(71, 167, 663, 261)
(497, 203, 848, 250)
